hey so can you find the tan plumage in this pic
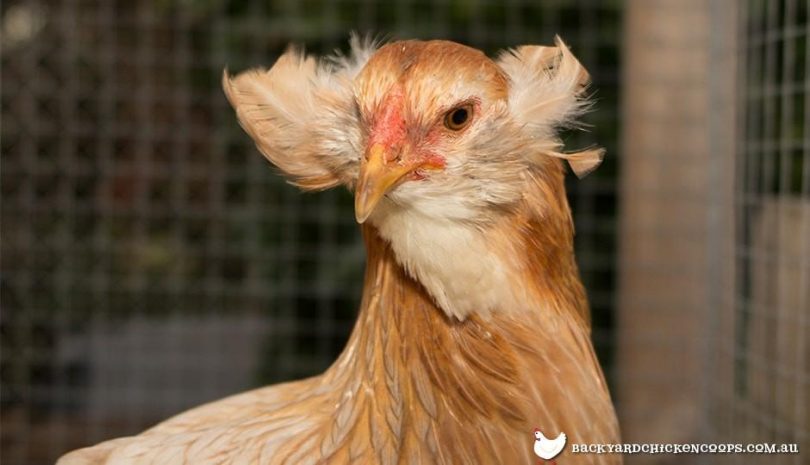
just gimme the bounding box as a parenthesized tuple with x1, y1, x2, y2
(59, 36, 620, 464)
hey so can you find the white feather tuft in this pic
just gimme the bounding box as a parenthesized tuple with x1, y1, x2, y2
(497, 36, 603, 177)
(223, 38, 379, 190)
(498, 36, 591, 133)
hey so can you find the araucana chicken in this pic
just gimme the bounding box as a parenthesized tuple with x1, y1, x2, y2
(59, 36, 621, 464)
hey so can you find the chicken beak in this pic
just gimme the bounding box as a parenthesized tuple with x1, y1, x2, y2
(354, 144, 414, 224)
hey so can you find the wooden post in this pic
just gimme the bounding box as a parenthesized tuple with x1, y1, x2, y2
(618, 1, 737, 462)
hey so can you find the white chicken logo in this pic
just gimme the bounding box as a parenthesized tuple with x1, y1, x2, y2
(532, 428, 567, 463)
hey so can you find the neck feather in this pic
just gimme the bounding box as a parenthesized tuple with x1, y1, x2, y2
(310, 215, 619, 463)
(279, 164, 620, 463)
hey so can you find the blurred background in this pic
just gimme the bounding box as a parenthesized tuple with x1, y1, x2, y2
(0, 0, 807, 464)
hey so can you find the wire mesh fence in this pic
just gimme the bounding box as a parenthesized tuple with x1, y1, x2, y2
(710, 0, 809, 463)
(1, 1, 621, 463)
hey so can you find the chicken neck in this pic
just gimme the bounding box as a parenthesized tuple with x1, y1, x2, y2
(315, 171, 619, 462)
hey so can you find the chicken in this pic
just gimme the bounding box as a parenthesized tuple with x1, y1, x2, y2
(533, 429, 567, 462)
(58, 36, 620, 464)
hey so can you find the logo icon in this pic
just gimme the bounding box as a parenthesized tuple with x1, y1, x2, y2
(532, 428, 566, 463)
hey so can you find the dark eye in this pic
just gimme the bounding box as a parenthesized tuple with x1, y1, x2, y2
(444, 105, 473, 131)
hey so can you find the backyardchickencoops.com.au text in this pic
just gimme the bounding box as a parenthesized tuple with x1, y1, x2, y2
(571, 442, 799, 455)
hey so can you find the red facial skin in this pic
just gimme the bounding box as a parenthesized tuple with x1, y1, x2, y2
(368, 88, 408, 160)
(367, 87, 449, 180)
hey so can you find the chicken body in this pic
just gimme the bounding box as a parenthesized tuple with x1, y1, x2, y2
(59, 37, 620, 464)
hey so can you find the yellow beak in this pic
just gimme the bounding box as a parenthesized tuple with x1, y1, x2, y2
(354, 144, 414, 224)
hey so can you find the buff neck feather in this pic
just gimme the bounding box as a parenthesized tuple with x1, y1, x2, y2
(299, 164, 618, 464)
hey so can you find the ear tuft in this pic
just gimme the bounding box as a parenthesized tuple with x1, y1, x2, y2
(497, 36, 602, 176)
(497, 36, 591, 131)
(223, 38, 378, 191)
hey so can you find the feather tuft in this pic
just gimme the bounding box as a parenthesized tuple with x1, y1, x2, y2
(543, 147, 605, 178)
(497, 36, 603, 177)
(222, 38, 379, 190)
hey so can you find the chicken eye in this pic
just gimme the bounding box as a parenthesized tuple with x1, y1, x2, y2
(444, 105, 473, 131)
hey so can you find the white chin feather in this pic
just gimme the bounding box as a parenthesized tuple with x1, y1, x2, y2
(369, 197, 527, 320)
